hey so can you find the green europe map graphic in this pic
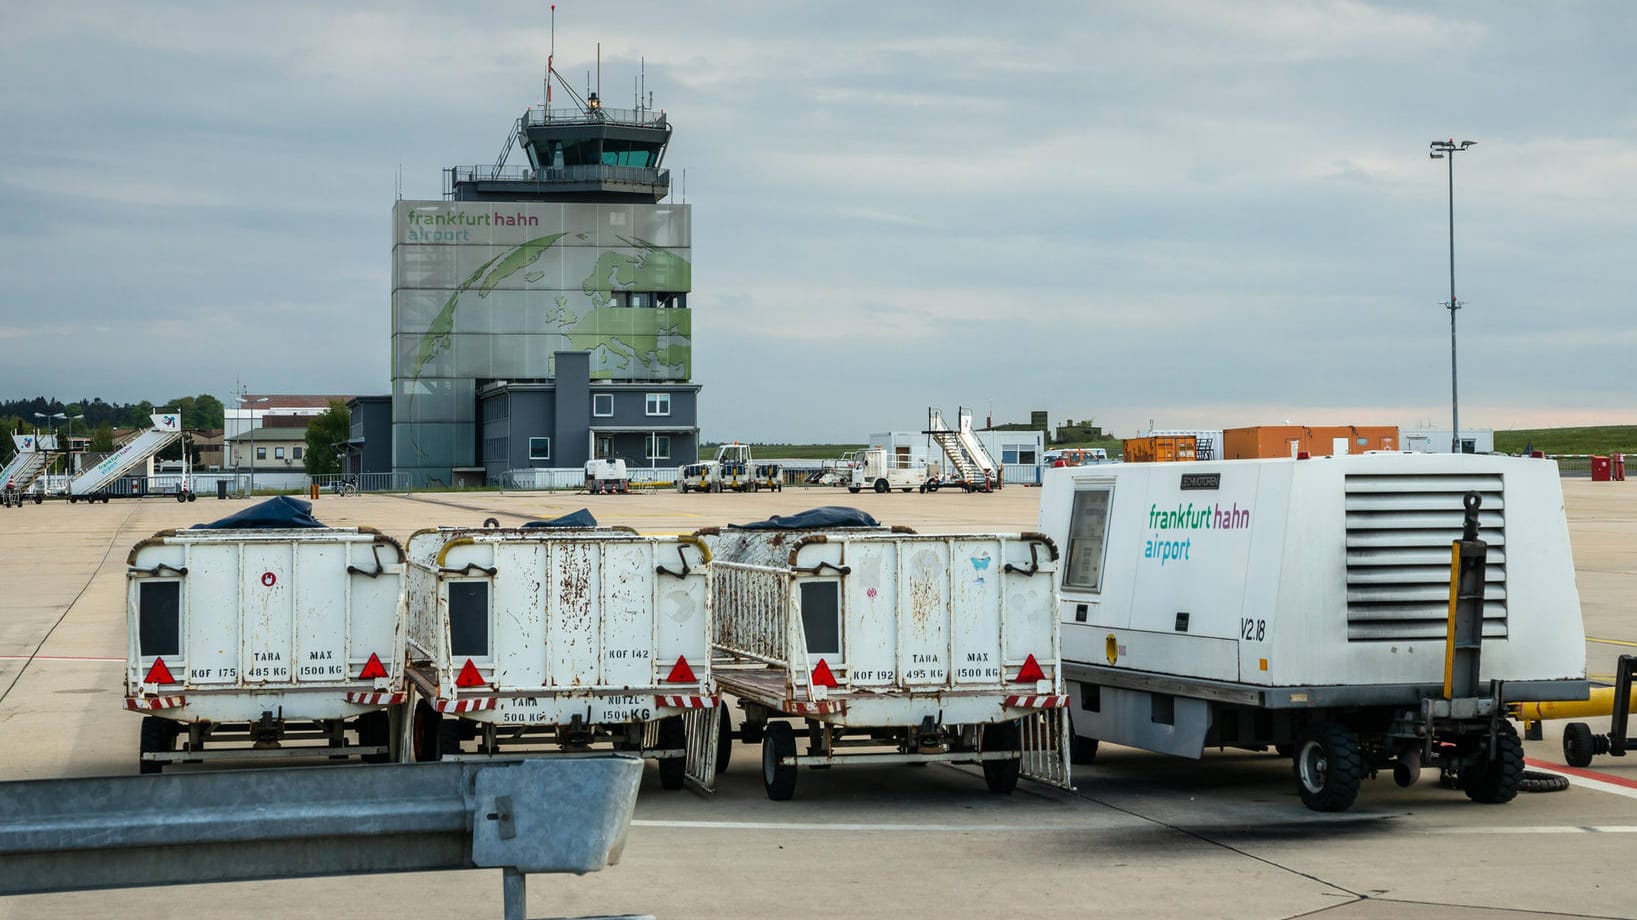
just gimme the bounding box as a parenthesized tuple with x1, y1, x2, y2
(405, 231, 691, 462)
(413, 232, 692, 380)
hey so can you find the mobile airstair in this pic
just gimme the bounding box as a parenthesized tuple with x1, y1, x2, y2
(926, 407, 1000, 492)
(67, 413, 185, 502)
(1, 435, 52, 506)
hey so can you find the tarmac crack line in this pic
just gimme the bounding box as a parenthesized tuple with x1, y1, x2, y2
(1063, 784, 1367, 910)
(1284, 895, 1627, 920)
(0, 504, 137, 707)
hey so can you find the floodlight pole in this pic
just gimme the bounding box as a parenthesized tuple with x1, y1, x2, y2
(1430, 139, 1475, 454)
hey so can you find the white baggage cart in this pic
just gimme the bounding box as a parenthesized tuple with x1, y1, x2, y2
(1039, 453, 1589, 811)
(402, 515, 720, 791)
(124, 498, 408, 773)
(703, 508, 1071, 800)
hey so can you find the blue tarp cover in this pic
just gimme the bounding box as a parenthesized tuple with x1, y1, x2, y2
(521, 508, 599, 528)
(191, 495, 326, 530)
(731, 506, 879, 530)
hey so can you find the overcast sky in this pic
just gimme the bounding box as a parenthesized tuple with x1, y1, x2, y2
(2, 1, 1633, 442)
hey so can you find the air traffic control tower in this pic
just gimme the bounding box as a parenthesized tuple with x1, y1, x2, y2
(390, 74, 697, 487)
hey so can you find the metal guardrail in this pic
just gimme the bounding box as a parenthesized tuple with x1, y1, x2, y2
(0, 757, 644, 920)
(522, 106, 668, 129)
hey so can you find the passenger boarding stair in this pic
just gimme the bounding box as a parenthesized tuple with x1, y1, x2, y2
(1, 435, 52, 493)
(926, 407, 1000, 491)
(68, 413, 183, 497)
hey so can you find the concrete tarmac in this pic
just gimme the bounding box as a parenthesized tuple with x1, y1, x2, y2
(0, 479, 1633, 919)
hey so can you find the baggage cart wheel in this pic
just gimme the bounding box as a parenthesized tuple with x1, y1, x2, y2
(1463, 721, 1524, 804)
(1563, 722, 1596, 768)
(356, 710, 392, 764)
(410, 699, 443, 762)
(847, 486, 861, 494)
(762, 721, 798, 801)
(139, 716, 179, 775)
(1293, 722, 1363, 812)
(716, 708, 734, 775)
(982, 720, 1022, 793)
(437, 718, 464, 758)
(873, 479, 888, 494)
(657, 716, 687, 790)
(1068, 712, 1099, 765)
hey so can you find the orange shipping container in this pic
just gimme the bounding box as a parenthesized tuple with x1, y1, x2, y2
(1221, 426, 1399, 459)
(1122, 435, 1197, 463)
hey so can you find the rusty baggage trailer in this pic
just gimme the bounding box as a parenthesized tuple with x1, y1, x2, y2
(702, 510, 1070, 800)
(124, 519, 408, 773)
(401, 519, 720, 791)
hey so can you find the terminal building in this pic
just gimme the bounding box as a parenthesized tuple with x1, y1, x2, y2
(379, 70, 698, 487)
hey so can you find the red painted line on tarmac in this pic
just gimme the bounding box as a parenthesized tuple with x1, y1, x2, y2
(0, 655, 124, 663)
(1527, 756, 1637, 790)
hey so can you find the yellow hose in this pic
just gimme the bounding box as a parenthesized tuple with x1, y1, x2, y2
(1514, 687, 1637, 721)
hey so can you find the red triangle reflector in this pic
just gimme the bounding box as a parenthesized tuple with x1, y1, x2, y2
(811, 658, 839, 688)
(144, 657, 177, 685)
(1015, 653, 1046, 683)
(454, 658, 487, 688)
(358, 653, 388, 680)
(664, 655, 697, 684)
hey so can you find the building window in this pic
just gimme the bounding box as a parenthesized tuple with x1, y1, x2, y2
(593, 393, 614, 417)
(293, 447, 304, 460)
(646, 393, 670, 417)
(529, 437, 551, 461)
(274, 447, 285, 460)
(646, 436, 671, 460)
(256, 447, 267, 460)
(1001, 445, 1037, 465)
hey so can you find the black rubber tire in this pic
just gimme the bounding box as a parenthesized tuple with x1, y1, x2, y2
(873, 479, 888, 494)
(1563, 722, 1596, 768)
(1293, 722, 1363, 812)
(982, 720, 1022, 794)
(175, 492, 186, 503)
(1464, 721, 1524, 804)
(139, 717, 178, 775)
(657, 716, 687, 790)
(716, 709, 733, 775)
(761, 721, 798, 801)
(409, 699, 443, 761)
(926, 481, 940, 493)
(1518, 770, 1571, 793)
(847, 487, 860, 494)
(186, 492, 197, 502)
(356, 710, 392, 764)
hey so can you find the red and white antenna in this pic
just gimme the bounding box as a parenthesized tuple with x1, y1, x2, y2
(546, 3, 555, 107)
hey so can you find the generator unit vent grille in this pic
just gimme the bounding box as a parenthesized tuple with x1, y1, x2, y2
(1343, 473, 1506, 642)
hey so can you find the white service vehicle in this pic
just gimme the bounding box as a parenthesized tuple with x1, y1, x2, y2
(124, 500, 408, 773)
(702, 508, 1071, 800)
(584, 458, 630, 495)
(677, 443, 782, 493)
(847, 447, 930, 494)
(402, 516, 719, 791)
(1039, 453, 1589, 811)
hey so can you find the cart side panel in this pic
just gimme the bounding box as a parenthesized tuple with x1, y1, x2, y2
(1001, 538, 1058, 679)
(897, 541, 950, 687)
(185, 543, 241, 687)
(493, 542, 545, 689)
(346, 544, 407, 682)
(403, 533, 444, 664)
(602, 541, 658, 689)
(842, 543, 896, 686)
(949, 537, 1004, 685)
(546, 541, 601, 689)
(292, 542, 349, 683)
(655, 539, 709, 689)
(239, 541, 295, 684)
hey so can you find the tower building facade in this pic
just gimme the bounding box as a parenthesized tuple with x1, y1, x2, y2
(390, 76, 697, 485)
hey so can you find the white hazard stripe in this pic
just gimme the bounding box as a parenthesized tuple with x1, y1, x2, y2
(655, 695, 717, 709)
(346, 692, 406, 706)
(124, 696, 186, 711)
(435, 697, 497, 713)
(1003, 694, 1069, 709)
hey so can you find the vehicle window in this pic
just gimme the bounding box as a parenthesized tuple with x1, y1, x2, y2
(1063, 487, 1113, 593)
(799, 582, 841, 657)
(139, 581, 182, 657)
(448, 581, 490, 657)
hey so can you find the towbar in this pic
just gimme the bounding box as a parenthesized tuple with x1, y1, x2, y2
(440, 562, 499, 577)
(0, 756, 644, 920)
(127, 563, 187, 577)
